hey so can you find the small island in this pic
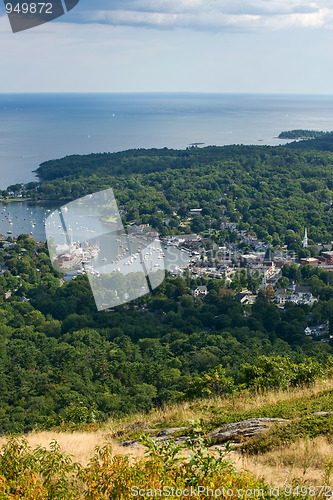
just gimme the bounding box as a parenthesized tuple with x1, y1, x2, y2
(278, 129, 330, 140)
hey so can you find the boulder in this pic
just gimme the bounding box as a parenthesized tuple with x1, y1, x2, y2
(209, 418, 289, 445)
(156, 427, 188, 437)
(119, 439, 140, 447)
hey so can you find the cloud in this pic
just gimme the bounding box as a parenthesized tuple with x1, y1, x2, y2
(74, 0, 333, 31)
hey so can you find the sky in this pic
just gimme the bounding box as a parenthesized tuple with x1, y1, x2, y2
(1, 0, 333, 93)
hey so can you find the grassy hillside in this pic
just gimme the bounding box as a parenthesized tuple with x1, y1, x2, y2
(1, 378, 332, 499)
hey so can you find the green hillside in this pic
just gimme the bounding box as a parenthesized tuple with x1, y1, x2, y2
(1, 376, 332, 499)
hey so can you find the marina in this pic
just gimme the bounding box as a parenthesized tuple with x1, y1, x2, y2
(0, 202, 189, 280)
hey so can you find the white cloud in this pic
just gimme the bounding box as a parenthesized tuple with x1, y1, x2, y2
(80, 0, 333, 31)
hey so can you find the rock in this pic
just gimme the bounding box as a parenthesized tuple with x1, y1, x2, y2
(209, 418, 289, 445)
(149, 427, 189, 443)
(119, 439, 140, 447)
(174, 436, 192, 445)
(156, 427, 187, 437)
(119, 418, 291, 449)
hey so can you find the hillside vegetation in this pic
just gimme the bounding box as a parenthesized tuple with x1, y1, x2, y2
(1, 135, 333, 497)
(1, 235, 333, 434)
(1, 376, 333, 499)
(9, 134, 333, 246)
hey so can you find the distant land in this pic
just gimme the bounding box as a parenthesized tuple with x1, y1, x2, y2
(278, 129, 330, 140)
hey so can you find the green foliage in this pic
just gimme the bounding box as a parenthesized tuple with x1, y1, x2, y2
(0, 437, 80, 499)
(0, 436, 310, 499)
(61, 401, 100, 426)
(21, 140, 333, 245)
(242, 414, 333, 455)
(0, 237, 332, 434)
(239, 356, 326, 390)
(184, 364, 235, 399)
(2, 137, 333, 434)
(278, 130, 329, 139)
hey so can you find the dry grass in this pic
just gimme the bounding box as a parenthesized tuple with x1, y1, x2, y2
(0, 430, 147, 467)
(101, 377, 333, 435)
(232, 436, 333, 487)
(1, 378, 332, 487)
(2, 431, 330, 489)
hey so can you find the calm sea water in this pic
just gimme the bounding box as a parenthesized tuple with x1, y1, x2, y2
(1, 92, 333, 240)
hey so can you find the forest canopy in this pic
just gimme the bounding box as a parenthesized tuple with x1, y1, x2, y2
(15, 133, 333, 248)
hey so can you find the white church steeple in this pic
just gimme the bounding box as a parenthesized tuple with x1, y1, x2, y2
(302, 227, 308, 248)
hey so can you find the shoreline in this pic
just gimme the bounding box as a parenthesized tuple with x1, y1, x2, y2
(0, 199, 70, 205)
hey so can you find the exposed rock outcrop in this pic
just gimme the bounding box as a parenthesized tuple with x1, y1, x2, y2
(209, 418, 289, 445)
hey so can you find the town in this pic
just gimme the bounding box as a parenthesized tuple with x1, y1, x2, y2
(1, 217, 332, 344)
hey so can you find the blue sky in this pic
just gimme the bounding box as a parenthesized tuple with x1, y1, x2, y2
(1, 0, 333, 93)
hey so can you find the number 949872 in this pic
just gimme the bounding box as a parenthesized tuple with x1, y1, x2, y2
(5, 2, 53, 14)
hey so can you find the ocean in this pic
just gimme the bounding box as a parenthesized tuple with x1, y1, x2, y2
(1, 92, 333, 239)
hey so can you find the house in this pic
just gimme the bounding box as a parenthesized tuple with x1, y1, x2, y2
(221, 222, 237, 231)
(275, 288, 289, 304)
(263, 260, 276, 271)
(300, 257, 319, 266)
(276, 284, 317, 306)
(172, 234, 200, 244)
(304, 323, 329, 337)
(322, 251, 333, 264)
(189, 209, 202, 215)
(273, 257, 293, 268)
(240, 254, 261, 266)
(235, 290, 256, 305)
(57, 253, 74, 263)
(192, 286, 208, 298)
(293, 284, 311, 296)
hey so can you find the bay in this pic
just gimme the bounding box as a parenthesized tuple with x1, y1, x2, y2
(1, 93, 333, 189)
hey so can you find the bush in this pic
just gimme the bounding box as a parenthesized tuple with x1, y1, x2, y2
(239, 356, 325, 390)
(0, 435, 311, 499)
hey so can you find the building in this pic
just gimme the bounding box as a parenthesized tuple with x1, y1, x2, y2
(172, 234, 201, 245)
(275, 288, 289, 304)
(322, 251, 333, 265)
(275, 284, 317, 306)
(192, 286, 208, 298)
(304, 324, 329, 337)
(300, 257, 319, 266)
(235, 290, 256, 305)
(302, 227, 308, 248)
(240, 254, 261, 266)
(57, 253, 74, 263)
